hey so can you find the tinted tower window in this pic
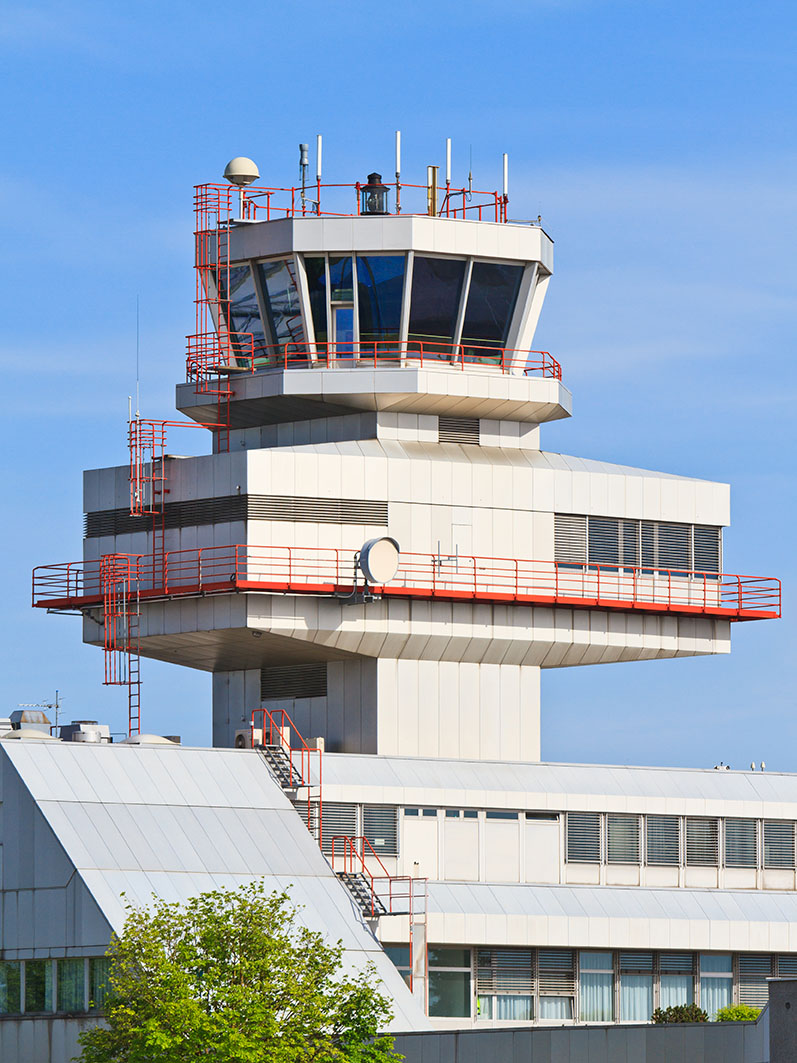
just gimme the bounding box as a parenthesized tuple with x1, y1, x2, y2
(461, 262, 523, 361)
(408, 256, 466, 355)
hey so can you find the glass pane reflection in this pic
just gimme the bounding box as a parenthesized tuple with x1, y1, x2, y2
(304, 257, 328, 344)
(461, 261, 523, 362)
(357, 255, 405, 349)
(408, 256, 466, 356)
(218, 265, 267, 364)
(259, 259, 306, 360)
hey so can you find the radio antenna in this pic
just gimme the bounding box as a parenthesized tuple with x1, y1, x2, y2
(135, 295, 141, 419)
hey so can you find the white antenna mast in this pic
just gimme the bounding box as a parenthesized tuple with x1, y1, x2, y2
(395, 130, 401, 214)
(135, 295, 140, 419)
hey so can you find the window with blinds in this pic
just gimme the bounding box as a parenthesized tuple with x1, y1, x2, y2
(606, 815, 640, 864)
(317, 802, 357, 855)
(476, 949, 535, 995)
(553, 515, 722, 574)
(620, 952, 653, 972)
(763, 821, 795, 868)
(685, 818, 719, 866)
(363, 805, 398, 857)
(725, 819, 758, 868)
(738, 955, 773, 1007)
(778, 956, 797, 977)
(660, 953, 693, 973)
(538, 950, 575, 995)
(646, 815, 680, 865)
(566, 812, 601, 863)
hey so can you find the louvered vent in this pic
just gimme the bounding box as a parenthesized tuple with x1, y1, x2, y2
(363, 805, 399, 856)
(438, 416, 480, 445)
(763, 821, 795, 868)
(660, 953, 693, 972)
(646, 815, 680, 865)
(620, 952, 653, 971)
(739, 955, 773, 1007)
(694, 526, 721, 572)
(538, 950, 575, 995)
(606, 814, 640, 864)
(85, 493, 388, 537)
(725, 818, 757, 868)
(566, 812, 601, 863)
(318, 802, 358, 855)
(778, 956, 797, 977)
(554, 514, 587, 564)
(261, 663, 327, 701)
(685, 817, 719, 866)
(476, 949, 535, 994)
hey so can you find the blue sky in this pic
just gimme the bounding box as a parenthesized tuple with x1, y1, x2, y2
(1, 0, 794, 767)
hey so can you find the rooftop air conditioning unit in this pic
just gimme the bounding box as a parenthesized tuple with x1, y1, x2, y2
(234, 727, 263, 749)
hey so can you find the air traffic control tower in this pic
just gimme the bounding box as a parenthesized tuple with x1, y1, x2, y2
(34, 149, 780, 753)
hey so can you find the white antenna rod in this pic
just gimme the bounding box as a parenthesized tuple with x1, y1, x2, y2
(503, 153, 509, 198)
(395, 130, 401, 178)
(446, 138, 452, 185)
(135, 295, 140, 418)
(316, 134, 322, 181)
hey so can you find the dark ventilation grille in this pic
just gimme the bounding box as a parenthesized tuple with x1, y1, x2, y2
(724, 818, 758, 868)
(566, 812, 601, 863)
(261, 663, 327, 701)
(606, 814, 640, 864)
(537, 950, 575, 995)
(685, 817, 719, 866)
(739, 955, 773, 1007)
(553, 515, 722, 574)
(438, 416, 480, 445)
(363, 805, 399, 856)
(85, 494, 388, 537)
(763, 821, 795, 868)
(646, 815, 680, 865)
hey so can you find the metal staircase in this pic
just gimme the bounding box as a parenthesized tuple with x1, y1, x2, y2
(259, 742, 302, 789)
(336, 871, 388, 917)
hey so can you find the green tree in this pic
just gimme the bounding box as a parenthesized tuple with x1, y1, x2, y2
(651, 1003, 708, 1024)
(77, 882, 401, 1063)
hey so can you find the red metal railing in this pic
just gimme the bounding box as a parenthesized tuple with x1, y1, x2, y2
(32, 545, 781, 621)
(331, 836, 421, 915)
(196, 179, 512, 224)
(250, 706, 322, 848)
(186, 340, 561, 383)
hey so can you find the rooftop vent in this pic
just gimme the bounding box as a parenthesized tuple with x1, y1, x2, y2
(439, 416, 480, 445)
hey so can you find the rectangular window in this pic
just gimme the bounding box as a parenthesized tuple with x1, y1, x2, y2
(699, 954, 732, 1020)
(579, 952, 613, 1022)
(384, 945, 412, 989)
(428, 948, 471, 1019)
(303, 257, 328, 343)
(0, 961, 21, 1015)
(619, 953, 653, 1023)
(778, 956, 797, 977)
(738, 955, 773, 1008)
(57, 958, 85, 1013)
(460, 261, 524, 360)
(694, 526, 721, 573)
(566, 812, 601, 863)
(258, 259, 305, 353)
(404, 808, 419, 816)
(476, 949, 534, 1022)
(422, 808, 438, 817)
(764, 821, 795, 868)
(725, 818, 758, 868)
(89, 958, 111, 1011)
(24, 960, 54, 1014)
(538, 950, 574, 1020)
(408, 256, 466, 355)
(363, 805, 398, 857)
(554, 514, 587, 565)
(356, 255, 405, 347)
(646, 815, 680, 865)
(660, 953, 694, 1008)
(686, 818, 719, 866)
(554, 516, 721, 575)
(486, 811, 518, 821)
(607, 814, 640, 864)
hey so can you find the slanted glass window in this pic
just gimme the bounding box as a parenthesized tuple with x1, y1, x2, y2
(460, 261, 523, 361)
(89, 958, 111, 1011)
(428, 948, 471, 1018)
(685, 818, 718, 866)
(607, 815, 640, 864)
(619, 953, 653, 1022)
(24, 960, 54, 1013)
(764, 821, 795, 868)
(579, 952, 613, 1022)
(538, 950, 575, 1020)
(258, 259, 305, 354)
(660, 953, 694, 1008)
(408, 256, 466, 355)
(58, 958, 85, 1013)
(0, 961, 21, 1015)
(218, 265, 267, 361)
(476, 948, 534, 1022)
(646, 815, 680, 865)
(356, 255, 405, 349)
(725, 818, 758, 868)
(699, 954, 732, 1019)
(566, 812, 601, 863)
(384, 945, 412, 989)
(303, 257, 328, 343)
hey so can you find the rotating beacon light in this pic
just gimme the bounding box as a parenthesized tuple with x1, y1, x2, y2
(223, 156, 260, 220)
(361, 172, 390, 215)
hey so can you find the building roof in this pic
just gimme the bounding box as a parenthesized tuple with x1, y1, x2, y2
(0, 741, 427, 1032)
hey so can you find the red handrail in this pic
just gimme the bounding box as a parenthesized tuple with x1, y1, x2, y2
(33, 546, 781, 621)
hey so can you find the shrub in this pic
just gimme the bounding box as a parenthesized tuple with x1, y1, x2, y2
(652, 1003, 709, 1024)
(715, 1003, 762, 1022)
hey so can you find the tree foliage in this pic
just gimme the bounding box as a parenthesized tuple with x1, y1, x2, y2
(651, 1003, 708, 1024)
(77, 882, 401, 1063)
(715, 1003, 762, 1022)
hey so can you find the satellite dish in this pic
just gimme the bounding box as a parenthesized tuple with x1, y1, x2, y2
(223, 157, 260, 187)
(359, 537, 400, 585)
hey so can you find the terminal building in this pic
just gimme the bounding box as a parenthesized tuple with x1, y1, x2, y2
(7, 148, 789, 1054)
